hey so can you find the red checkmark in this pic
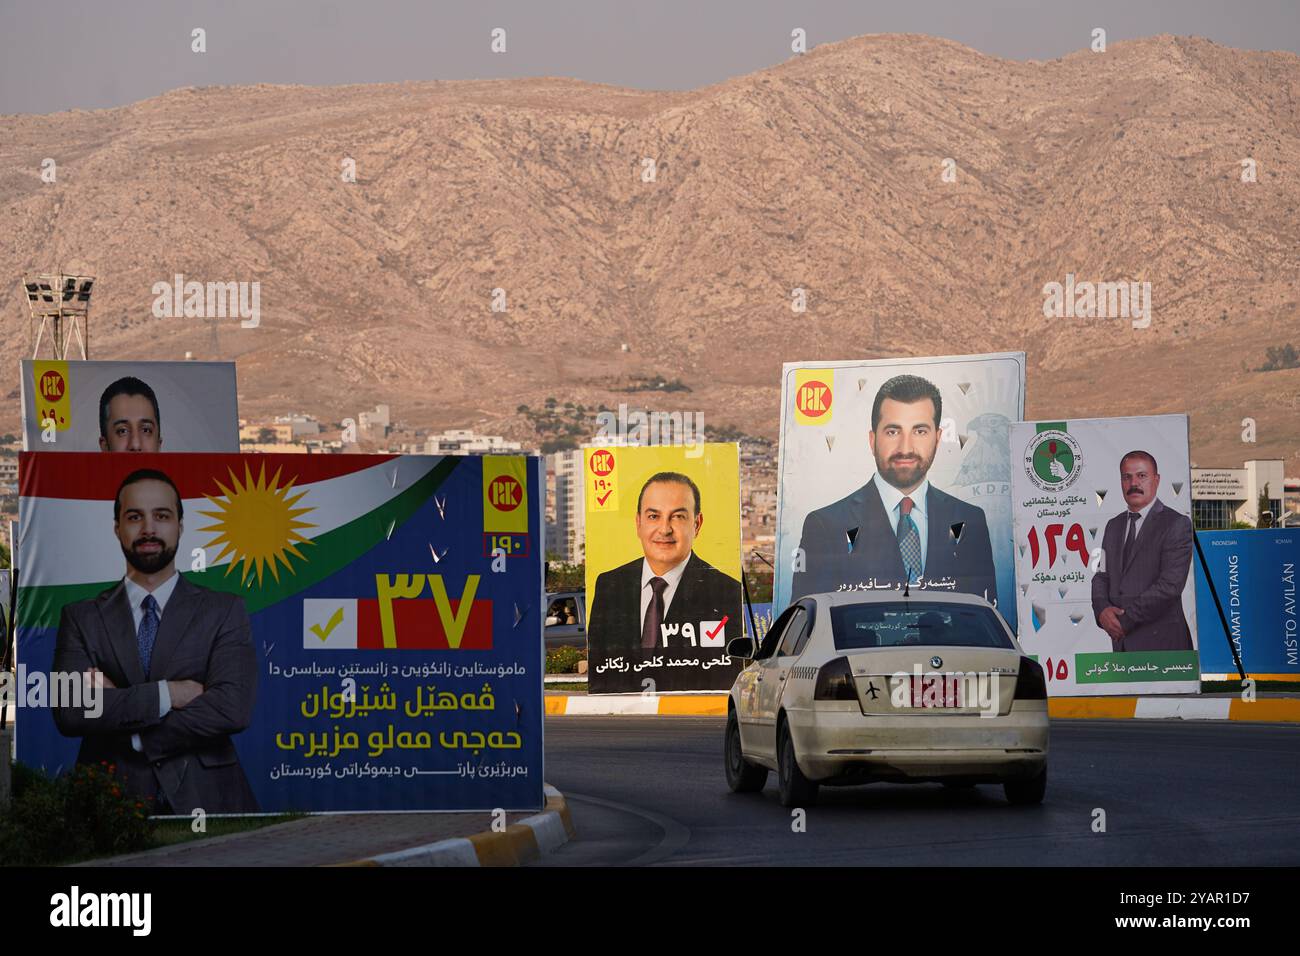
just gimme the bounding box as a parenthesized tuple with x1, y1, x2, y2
(596, 489, 613, 506)
(706, 616, 729, 640)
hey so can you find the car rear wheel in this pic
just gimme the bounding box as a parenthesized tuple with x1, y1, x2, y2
(1004, 765, 1047, 806)
(724, 711, 768, 793)
(777, 721, 818, 808)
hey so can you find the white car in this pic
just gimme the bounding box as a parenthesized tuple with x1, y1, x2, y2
(725, 590, 1049, 807)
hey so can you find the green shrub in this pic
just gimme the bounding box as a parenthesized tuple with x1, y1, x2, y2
(0, 760, 153, 865)
(546, 646, 586, 674)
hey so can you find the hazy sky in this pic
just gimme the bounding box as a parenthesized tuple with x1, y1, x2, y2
(2, 0, 1298, 115)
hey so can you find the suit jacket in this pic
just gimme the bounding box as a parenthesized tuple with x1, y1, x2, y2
(587, 552, 742, 655)
(1090, 498, 1193, 652)
(52, 573, 259, 813)
(792, 479, 999, 610)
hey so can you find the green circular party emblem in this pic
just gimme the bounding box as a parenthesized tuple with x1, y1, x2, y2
(1024, 428, 1083, 491)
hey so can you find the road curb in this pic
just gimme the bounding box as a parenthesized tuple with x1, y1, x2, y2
(335, 784, 575, 867)
(544, 694, 1300, 723)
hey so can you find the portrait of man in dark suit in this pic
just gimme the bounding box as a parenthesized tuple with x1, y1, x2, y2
(792, 374, 998, 608)
(52, 468, 259, 813)
(587, 471, 741, 654)
(98, 376, 162, 452)
(1090, 450, 1193, 652)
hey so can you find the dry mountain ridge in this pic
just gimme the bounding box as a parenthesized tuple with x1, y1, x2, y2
(1, 33, 1297, 467)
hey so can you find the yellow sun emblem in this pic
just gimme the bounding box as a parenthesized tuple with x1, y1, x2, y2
(198, 463, 316, 585)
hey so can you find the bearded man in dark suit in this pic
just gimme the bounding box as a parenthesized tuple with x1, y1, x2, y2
(52, 468, 259, 813)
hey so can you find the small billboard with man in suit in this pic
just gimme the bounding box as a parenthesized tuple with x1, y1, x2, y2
(1010, 415, 1200, 696)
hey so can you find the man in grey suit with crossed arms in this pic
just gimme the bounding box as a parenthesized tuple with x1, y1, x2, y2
(1090, 450, 1194, 652)
(53, 467, 259, 813)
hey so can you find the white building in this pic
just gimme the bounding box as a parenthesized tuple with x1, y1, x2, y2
(546, 449, 585, 564)
(1190, 459, 1286, 528)
(358, 404, 391, 439)
(274, 414, 322, 439)
(424, 429, 523, 456)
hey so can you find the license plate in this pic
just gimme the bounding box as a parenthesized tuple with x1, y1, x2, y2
(909, 675, 961, 708)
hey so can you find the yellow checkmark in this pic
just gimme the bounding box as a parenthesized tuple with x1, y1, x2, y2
(310, 606, 345, 642)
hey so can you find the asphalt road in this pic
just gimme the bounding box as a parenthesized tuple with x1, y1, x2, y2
(536, 716, 1300, 866)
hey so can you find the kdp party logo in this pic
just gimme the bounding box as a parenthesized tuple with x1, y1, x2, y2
(1024, 426, 1082, 491)
(793, 368, 832, 425)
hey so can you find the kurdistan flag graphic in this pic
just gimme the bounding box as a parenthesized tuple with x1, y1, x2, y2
(17, 452, 459, 628)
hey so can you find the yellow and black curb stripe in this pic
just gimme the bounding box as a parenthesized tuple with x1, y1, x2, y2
(337, 784, 575, 867)
(544, 694, 1300, 723)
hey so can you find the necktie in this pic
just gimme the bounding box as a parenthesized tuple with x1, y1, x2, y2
(897, 496, 923, 583)
(1121, 511, 1140, 571)
(642, 577, 668, 649)
(138, 594, 160, 677)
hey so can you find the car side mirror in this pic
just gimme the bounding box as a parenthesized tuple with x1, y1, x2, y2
(726, 637, 756, 659)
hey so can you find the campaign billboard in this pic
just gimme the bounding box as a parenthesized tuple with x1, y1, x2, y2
(1194, 529, 1299, 678)
(20, 360, 238, 452)
(583, 443, 743, 694)
(1010, 415, 1199, 695)
(775, 352, 1024, 630)
(15, 452, 544, 813)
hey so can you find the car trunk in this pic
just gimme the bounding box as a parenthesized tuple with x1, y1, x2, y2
(845, 646, 1022, 717)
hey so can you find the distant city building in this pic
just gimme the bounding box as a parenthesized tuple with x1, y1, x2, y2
(0, 459, 17, 487)
(274, 414, 322, 438)
(423, 429, 524, 456)
(358, 404, 391, 439)
(239, 443, 310, 454)
(547, 449, 585, 564)
(1190, 459, 1286, 528)
(240, 422, 295, 444)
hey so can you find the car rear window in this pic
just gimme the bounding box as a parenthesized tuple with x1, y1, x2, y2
(829, 601, 1014, 650)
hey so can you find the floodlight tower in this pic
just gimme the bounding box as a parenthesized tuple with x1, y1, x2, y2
(22, 270, 94, 359)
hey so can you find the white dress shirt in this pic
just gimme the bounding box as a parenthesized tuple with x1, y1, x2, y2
(123, 571, 178, 750)
(639, 553, 692, 636)
(874, 473, 930, 573)
(1118, 500, 1155, 562)
(1123, 500, 1155, 536)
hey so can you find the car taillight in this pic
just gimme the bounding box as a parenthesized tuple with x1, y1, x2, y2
(1014, 656, 1047, 700)
(814, 656, 856, 701)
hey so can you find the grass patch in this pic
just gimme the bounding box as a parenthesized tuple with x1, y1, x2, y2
(145, 813, 303, 850)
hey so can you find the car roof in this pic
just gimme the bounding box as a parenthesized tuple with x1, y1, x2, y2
(803, 589, 999, 611)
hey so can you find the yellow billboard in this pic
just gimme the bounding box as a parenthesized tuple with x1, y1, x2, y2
(583, 443, 742, 694)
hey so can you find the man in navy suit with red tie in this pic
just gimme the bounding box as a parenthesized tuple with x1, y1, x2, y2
(792, 374, 999, 610)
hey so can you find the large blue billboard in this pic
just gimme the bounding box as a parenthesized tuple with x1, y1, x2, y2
(16, 452, 545, 814)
